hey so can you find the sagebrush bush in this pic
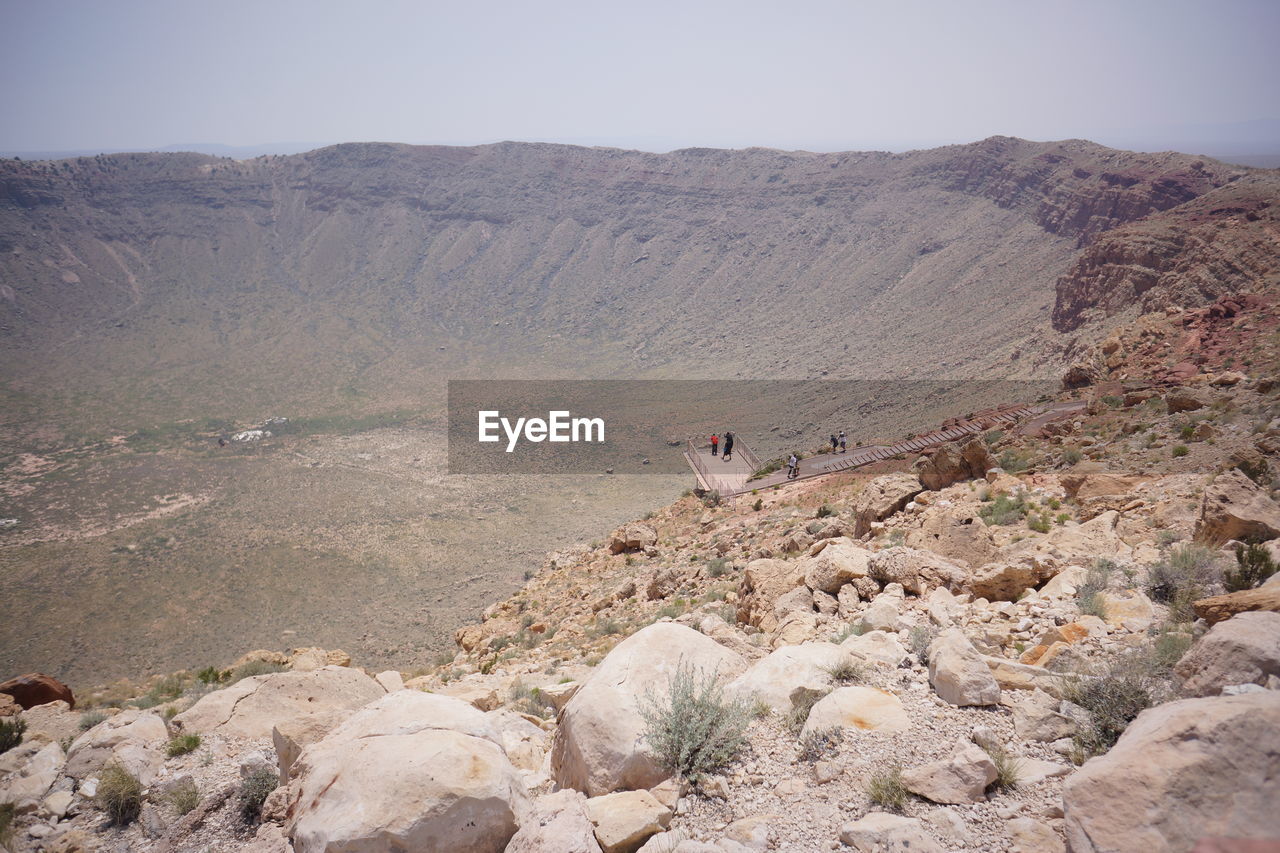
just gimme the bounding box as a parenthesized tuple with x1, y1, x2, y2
(706, 557, 729, 578)
(227, 660, 286, 685)
(980, 492, 1028, 526)
(798, 727, 843, 762)
(784, 690, 826, 736)
(166, 777, 200, 815)
(79, 710, 107, 732)
(97, 762, 143, 825)
(238, 767, 278, 823)
(0, 718, 26, 755)
(909, 625, 938, 663)
(815, 504, 835, 519)
(638, 663, 750, 784)
(1146, 543, 1220, 620)
(166, 734, 201, 757)
(866, 764, 908, 811)
(1076, 560, 1112, 619)
(508, 680, 556, 718)
(0, 802, 13, 851)
(822, 659, 865, 684)
(1065, 647, 1176, 760)
(1225, 542, 1277, 592)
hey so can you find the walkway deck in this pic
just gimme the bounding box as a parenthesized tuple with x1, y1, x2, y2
(682, 400, 1085, 497)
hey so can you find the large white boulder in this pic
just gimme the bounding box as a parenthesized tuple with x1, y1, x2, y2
(869, 547, 966, 595)
(1174, 611, 1280, 697)
(504, 789, 603, 853)
(725, 642, 852, 714)
(584, 789, 673, 853)
(839, 812, 943, 852)
(1063, 692, 1280, 851)
(840, 630, 909, 667)
(853, 473, 924, 537)
(0, 741, 65, 813)
(1196, 468, 1280, 543)
(799, 538, 873, 594)
(928, 629, 1000, 706)
(64, 709, 167, 785)
(173, 665, 385, 739)
(736, 558, 807, 633)
(799, 687, 909, 737)
(902, 744, 997, 804)
(551, 623, 747, 796)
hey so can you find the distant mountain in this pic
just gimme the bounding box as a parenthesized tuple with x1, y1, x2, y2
(1, 137, 1274, 438)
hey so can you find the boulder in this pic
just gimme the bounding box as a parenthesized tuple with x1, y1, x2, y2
(840, 630, 909, 667)
(907, 505, 998, 568)
(64, 709, 166, 785)
(288, 647, 351, 671)
(902, 743, 997, 804)
(18, 700, 79, 743)
(323, 690, 501, 745)
(967, 560, 1053, 602)
(913, 438, 994, 490)
(928, 629, 1001, 706)
(287, 726, 528, 853)
(1165, 387, 1214, 413)
(584, 790, 673, 853)
(173, 665, 385, 739)
(1010, 690, 1077, 742)
(506, 789, 604, 853)
(799, 538, 873, 594)
(273, 710, 350, 783)
(1196, 468, 1280, 543)
(982, 656, 1067, 697)
(0, 741, 64, 813)
(1008, 510, 1133, 563)
(1007, 818, 1064, 853)
(609, 523, 658, 554)
(868, 547, 966, 595)
(799, 687, 909, 737)
(1193, 586, 1280, 625)
(1174, 612, 1280, 696)
(1063, 692, 1280, 852)
(1097, 589, 1155, 632)
(437, 683, 502, 711)
(839, 812, 944, 853)
(725, 643, 852, 714)
(374, 670, 404, 692)
(551, 623, 747, 797)
(853, 473, 923, 537)
(736, 558, 806, 632)
(1060, 465, 1145, 500)
(0, 674, 74, 710)
(860, 594, 901, 633)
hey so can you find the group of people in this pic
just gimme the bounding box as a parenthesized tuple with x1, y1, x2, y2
(708, 431, 735, 461)
(829, 430, 847, 453)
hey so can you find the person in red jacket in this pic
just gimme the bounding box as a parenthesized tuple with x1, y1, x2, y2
(710, 434, 719, 456)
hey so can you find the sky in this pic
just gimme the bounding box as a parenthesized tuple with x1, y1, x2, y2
(2, 0, 1278, 157)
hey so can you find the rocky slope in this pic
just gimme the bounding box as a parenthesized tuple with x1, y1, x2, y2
(3, 364, 1278, 852)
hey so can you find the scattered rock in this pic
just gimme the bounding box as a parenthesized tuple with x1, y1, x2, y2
(726, 642, 852, 713)
(853, 473, 923, 538)
(584, 789, 673, 853)
(869, 547, 966, 595)
(799, 538, 873, 594)
(838, 812, 944, 852)
(65, 709, 166, 785)
(1193, 585, 1280, 625)
(610, 523, 658, 554)
(507, 789, 604, 853)
(0, 741, 65, 813)
(800, 687, 910, 737)
(1007, 817, 1065, 853)
(902, 743, 997, 804)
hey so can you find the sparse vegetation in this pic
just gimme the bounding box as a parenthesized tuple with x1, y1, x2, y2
(0, 802, 13, 852)
(979, 492, 1029, 526)
(866, 764, 908, 811)
(1225, 541, 1278, 592)
(815, 504, 835, 519)
(997, 449, 1031, 473)
(637, 663, 750, 784)
(79, 710, 107, 731)
(984, 744, 1023, 791)
(822, 659, 865, 684)
(227, 659, 287, 685)
(238, 767, 278, 823)
(508, 679, 556, 718)
(706, 557, 729, 578)
(1077, 559, 1112, 619)
(1065, 646, 1177, 761)
(97, 762, 143, 825)
(1147, 543, 1221, 620)
(798, 726, 843, 762)
(0, 719, 25, 754)
(166, 777, 200, 816)
(166, 733, 201, 757)
(909, 625, 938, 663)
(784, 691, 826, 736)
(1171, 444, 1189, 458)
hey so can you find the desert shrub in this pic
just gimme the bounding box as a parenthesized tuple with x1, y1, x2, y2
(1077, 559, 1112, 619)
(0, 802, 13, 851)
(1061, 447, 1083, 465)
(980, 492, 1028, 526)
(1147, 543, 1220, 619)
(196, 666, 229, 685)
(97, 762, 143, 825)
(227, 660, 287, 685)
(983, 430, 1004, 447)
(1153, 629, 1193, 668)
(238, 767, 278, 823)
(706, 558, 729, 578)
(798, 726, 843, 762)
(1237, 457, 1273, 487)
(815, 504, 836, 519)
(508, 680, 556, 718)
(0, 719, 25, 754)
(1065, 647, 1175, 760)
(701, 490, 722, 508)
(1027, 512, 1051, 534)
(909, 625, 938, 663)
(885, 529, 907, 547)
(1171, 444, 1189, 458)
(166, 734, 201, 757)
(166, 777, 200, 816)
(835, 622, 867, 643)
(866, 764, 908, 811)
(1178, 424, 1196, 440)
(133, 673, 190, 709)
(1225, 541, 1278, 592)
(822, 659, 865, 684)
(784, 690, 827, 736)
(637, 662, 750, 784)
(587, 617, 624, 639)
(79, 710, 107, 732)
(752, 498, 763, 511)
(983, 744, 1023, 791)
(997, 449, 1031, 473)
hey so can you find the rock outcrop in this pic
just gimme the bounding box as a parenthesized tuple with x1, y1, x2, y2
(0, 674, 75, 710)
(1196, 468, 1280, 543)
(1174, 611, 1280, 696)
(853, 474, 923, 537)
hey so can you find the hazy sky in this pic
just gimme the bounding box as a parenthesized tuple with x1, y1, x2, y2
(3, 0, 1278, 155)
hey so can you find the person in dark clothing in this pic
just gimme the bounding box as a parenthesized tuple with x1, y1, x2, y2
(722, 431, 734, 461)
(710, 434, 719, 456)
(830, 434, 838, 452)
